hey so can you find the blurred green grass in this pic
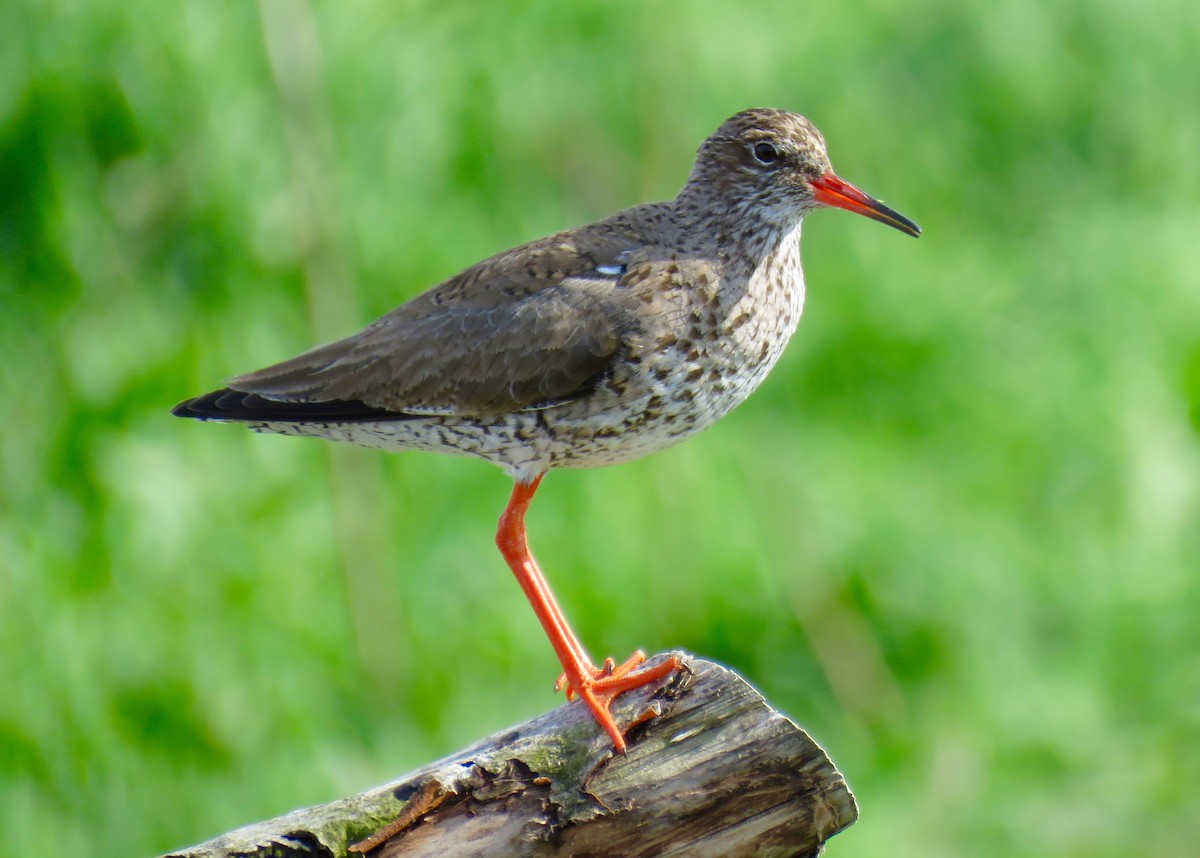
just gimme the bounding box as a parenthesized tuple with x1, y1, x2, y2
(2, 0, 1198, 855)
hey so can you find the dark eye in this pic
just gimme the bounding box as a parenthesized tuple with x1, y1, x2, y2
(752, 141, 779, 165)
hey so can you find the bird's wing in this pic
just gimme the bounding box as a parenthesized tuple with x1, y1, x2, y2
(226, 226, 647, 417)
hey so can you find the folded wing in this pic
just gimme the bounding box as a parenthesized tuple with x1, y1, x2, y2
(176, 228, 644, 422)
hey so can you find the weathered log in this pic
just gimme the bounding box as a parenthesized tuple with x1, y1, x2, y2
(163, 654, 857, 857)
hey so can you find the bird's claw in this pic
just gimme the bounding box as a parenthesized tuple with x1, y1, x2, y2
(552, 651, 683, 753)
(554, 650, 646, 700)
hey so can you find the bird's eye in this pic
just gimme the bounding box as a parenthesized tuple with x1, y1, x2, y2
(752, 141, 779, 165)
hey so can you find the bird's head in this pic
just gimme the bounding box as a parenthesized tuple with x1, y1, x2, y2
(687, 108, 921, 237)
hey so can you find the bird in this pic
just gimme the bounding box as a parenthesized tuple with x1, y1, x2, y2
(173, 108, 920, 754)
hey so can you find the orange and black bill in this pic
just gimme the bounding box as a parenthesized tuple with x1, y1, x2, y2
(810, 173, 921, 237)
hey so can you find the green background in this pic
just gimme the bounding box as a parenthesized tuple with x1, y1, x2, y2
(3, 1, 1198, 855)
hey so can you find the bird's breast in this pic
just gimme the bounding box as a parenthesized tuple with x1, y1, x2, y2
(681, 229, 807, 420)
(533, 226, 806, 470)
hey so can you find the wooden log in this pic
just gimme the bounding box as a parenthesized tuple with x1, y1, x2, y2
(163, 654, 857, 858)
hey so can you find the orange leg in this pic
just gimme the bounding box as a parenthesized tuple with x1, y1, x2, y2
(495, 475, 682, 754)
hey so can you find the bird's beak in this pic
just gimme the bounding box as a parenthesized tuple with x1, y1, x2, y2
(810, 172, 921, 237)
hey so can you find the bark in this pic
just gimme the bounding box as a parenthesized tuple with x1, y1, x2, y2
(163, 654, 857, 858)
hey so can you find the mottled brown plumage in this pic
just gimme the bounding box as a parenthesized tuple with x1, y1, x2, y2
(173, 108, 920, 753)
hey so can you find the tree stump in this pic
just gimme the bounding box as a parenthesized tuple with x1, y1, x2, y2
(163, 654, 857, 857)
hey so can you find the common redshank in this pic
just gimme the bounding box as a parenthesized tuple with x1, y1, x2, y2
(173, 108, 920, 753)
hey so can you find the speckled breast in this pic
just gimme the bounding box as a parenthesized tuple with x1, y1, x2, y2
(536, 225, 807, 471)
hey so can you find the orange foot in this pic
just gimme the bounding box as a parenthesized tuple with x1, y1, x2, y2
(554, 651, 684, 754)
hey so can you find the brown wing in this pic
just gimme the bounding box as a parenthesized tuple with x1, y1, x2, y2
(224, 224, 646, 417)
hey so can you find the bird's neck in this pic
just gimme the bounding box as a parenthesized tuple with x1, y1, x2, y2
(672, 190, 807, 276)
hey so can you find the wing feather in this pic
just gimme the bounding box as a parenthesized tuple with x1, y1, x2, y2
(226, 223, 648, 417)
